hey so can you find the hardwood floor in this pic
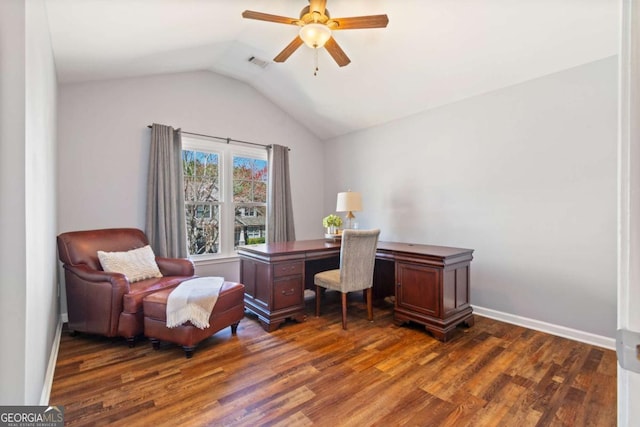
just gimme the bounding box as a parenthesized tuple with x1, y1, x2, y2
(50, 293, 617, 426)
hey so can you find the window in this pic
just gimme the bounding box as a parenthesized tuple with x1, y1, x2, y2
(182, 136, 267, 258)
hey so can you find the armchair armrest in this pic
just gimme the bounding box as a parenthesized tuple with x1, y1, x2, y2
(62, 263, 131, 337)
(63, 264, 130, 293)
(156, 257, 195, 277)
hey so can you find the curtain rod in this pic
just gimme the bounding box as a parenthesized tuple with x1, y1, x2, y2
(146, 125, 274, 150)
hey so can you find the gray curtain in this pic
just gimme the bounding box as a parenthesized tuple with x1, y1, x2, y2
(145, 123, 188, 258)
(267, 144, 296, 243)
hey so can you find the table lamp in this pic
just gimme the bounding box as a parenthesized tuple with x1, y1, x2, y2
(336, 191, 362, 229)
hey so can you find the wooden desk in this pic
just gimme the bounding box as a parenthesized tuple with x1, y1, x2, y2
(238, 239, 474, 341)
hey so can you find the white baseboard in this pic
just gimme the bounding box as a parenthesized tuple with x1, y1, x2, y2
(472, 305, 616, 350)
(40, 316, 63, 405)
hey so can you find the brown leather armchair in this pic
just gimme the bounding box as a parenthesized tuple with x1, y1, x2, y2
(57, 228, 195, 346)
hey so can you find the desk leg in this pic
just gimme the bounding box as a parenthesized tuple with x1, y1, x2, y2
(261, 319, 280, 332)
(248, 307, 307, 332)
(430, 314, 474, 342)
(255, 314, 307, 332)
(394, 310, 474, 342)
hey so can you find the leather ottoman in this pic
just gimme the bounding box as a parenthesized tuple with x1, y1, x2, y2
(143, 281, 245, 358)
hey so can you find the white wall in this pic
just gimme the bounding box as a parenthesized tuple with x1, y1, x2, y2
(0, 0, 58, 405)
(57, 71, 325, 280)
(0, 0, 27, 405)
(324, 57, 618, 339)
(25, 0, 59, 404)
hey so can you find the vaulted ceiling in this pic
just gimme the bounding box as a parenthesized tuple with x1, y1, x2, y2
(44, 0, 618, 140)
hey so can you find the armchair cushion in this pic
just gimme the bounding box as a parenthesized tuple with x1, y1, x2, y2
(98, 245, 163, 283)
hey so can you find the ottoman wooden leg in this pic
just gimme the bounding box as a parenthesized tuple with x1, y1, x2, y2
(183, 346, 195, 359)
(231, 322, 239, 335)
(150, 338, 160, 350)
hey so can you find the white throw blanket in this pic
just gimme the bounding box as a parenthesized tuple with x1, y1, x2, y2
(166, 277, 224, 329)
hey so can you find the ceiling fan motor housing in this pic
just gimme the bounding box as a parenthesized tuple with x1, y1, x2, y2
(299, 6, 330, 24)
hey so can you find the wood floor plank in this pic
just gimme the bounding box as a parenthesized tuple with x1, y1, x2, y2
(50, 296, 616, 426)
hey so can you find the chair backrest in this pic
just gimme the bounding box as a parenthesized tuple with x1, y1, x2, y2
(57, 228, 149, 270)
(339, 229, 381, 292)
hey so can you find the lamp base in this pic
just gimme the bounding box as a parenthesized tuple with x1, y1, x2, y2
(345, 211, 357, 229)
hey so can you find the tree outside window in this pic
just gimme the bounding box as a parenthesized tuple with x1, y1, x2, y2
(233, 156, 267, 248)
(183, 149, 220, 255)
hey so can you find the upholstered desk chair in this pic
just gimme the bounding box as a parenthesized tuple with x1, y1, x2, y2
(314, 228, 381, 330)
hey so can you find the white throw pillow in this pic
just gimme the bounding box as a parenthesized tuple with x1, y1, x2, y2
(97, 245, 163, 283)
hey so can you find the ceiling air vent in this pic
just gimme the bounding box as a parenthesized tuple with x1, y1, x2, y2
(248, 56, 269, 69)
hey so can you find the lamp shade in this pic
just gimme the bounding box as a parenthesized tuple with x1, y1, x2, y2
(299, 23, 332, 48)
(336, 191, 362, 213)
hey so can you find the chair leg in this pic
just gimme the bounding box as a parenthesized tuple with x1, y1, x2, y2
(341, 292, 348, 330)
(315, 285, 322, 317)
(366, 288, 373, 322)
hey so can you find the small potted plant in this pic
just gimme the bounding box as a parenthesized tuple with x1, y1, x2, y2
(322, 214, 343, 235)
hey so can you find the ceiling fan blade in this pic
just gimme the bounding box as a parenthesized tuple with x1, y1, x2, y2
(309, 0, 327, 16)
(329, 15, 389, 30)
(324, 37, 351, 67)
(274, 36, 304, 62)
(242, 10, 300, 26)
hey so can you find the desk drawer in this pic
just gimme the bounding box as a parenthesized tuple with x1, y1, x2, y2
(273, 261, 303, 278)
(273, 278, 302, 309)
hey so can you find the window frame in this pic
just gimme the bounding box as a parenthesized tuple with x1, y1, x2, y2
(182, 135, 268, 260)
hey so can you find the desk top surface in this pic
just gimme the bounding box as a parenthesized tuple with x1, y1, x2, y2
(238, 239, 473, 259)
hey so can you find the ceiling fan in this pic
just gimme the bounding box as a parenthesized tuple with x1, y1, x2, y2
(242, 0, 389, 68)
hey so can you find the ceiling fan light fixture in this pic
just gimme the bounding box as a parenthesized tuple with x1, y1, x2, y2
(299, 23, 332, 48)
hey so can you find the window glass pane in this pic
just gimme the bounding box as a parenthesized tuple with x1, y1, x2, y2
(233, 156, 268, 203)
(235, 205, 266, 248)
(186, 203, 220, 255)
(183, 148, 221, 256)
(183, 150, 219, 202)
(196, 178, 218, 202)
(194, 152, 218, 177)
(233, 157, 253, 180)
(253, 159, 268, 181)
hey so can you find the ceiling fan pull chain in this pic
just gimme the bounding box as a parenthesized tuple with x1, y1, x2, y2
(314, 48, 319, 76)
